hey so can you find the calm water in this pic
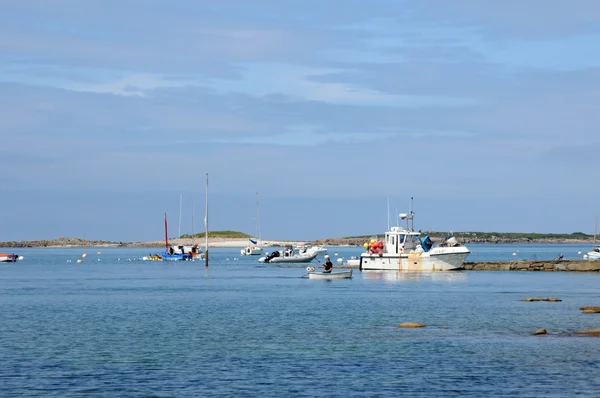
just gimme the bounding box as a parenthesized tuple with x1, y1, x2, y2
(1, 245, 599, 397)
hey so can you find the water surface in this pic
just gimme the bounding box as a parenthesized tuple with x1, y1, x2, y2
(1, 246, 599, 397)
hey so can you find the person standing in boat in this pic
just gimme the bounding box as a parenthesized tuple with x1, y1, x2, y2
(323, 255, 333, 273)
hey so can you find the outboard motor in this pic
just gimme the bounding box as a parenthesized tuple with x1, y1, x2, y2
(264, 250, 280, 263)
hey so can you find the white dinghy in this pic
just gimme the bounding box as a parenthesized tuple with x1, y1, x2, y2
(304, 266, 353, 279)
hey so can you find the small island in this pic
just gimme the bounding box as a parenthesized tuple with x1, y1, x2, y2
(0, 230, 597, 248)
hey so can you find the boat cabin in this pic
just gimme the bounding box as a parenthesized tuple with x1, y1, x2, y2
(167, 245, 201, 255)
(383, 227, 423, 255)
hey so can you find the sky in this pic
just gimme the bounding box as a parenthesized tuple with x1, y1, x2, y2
(1, 0, 599, 242)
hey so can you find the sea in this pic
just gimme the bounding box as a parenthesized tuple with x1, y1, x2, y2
(1, 244, 599, 397)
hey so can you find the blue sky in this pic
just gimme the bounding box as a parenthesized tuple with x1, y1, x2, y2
(1, 0, 599, 242)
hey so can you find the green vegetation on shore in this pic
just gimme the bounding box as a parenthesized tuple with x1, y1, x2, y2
(179, 230, 253, 239)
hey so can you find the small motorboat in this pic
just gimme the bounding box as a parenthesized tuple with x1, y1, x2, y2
(259, 247, 318, 263)
(0, 253, 21, 262)
(304, 266, 353, 279)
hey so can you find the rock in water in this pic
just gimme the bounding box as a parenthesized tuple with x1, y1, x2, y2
(521, 297, 562, 302)
(576, 328, 600, 337)
(398, 322, 426, 328)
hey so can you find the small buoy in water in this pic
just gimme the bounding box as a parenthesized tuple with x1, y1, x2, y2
(82, 253, 87, 258)
(18, 256, 24, 260)
(512, 252, 517, 256)
(77, 259, 83, 263)
(234, 258, 238, 261)
(578, 251, 582, 255)
(337, 258, 343, 263)
(117, 258, 120, 261)
(226, 258, 230, 261)
(334, 252, 338, 256)
(97, 251, 101, 255)
(97, 259, 100, 261)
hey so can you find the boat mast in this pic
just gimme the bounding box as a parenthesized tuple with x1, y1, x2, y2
(410, 197, 415, 231)
(594, 216, 598, 249)
(192, 197, 195, 237)
(164, 213, 169, 250)
(387, 196, 390, 231)
(256, 192, 262, 245)
(205, 173, 209, 267)
(178, 193, 183, 238)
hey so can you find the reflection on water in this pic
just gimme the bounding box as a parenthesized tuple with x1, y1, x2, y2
(361, 270, 468, 282)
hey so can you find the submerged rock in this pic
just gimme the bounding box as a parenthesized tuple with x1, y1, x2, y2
(521, 297, 562, 302)
(576, 328, 600, 337)
(398, 322, 426, 328)
(580, 306, 600, 314)
(532, 328, 547, 335)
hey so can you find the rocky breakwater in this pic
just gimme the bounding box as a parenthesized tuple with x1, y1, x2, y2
(463, 259, 600, 272)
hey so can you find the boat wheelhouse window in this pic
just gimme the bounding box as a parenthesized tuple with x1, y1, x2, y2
(399, 235, 405, 243)
(391, 236, 395, 245)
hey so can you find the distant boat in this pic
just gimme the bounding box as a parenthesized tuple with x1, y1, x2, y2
(161, 213, 200, 261)
(0, 253, 20, 262)
(258, 246, 318, 263)
(241, 193, 264, 256)
(584, 217, 600, 261)
(295, 244, 328, 256)
(344, 256, 360, 267)
(359, 198, 470, 271)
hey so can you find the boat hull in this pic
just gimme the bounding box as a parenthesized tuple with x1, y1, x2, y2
(162, 252, 193, 261)
(241, 247, 264, 256)
(345, 258, 360, 267)
(0, 253, 19, 262)
(259, 253, 318, 263)
(308, 270, 353, 279)
(585, 251, 600, 261)
(360, 248, 469, 271)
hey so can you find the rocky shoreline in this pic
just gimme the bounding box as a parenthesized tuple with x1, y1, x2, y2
(0, 235, 596, 248)
(461, 259, 600, 272)
(0, 237, 306, 248)
(310, 236, 595, 246)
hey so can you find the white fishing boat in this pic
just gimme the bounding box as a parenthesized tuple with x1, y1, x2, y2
(241, 192, 264, 256)
(344, 256, 360, 267)
(295, 244, 328, 256)
(583, 217, 600, 261)
(258, 246, 318, 263)
(307, 270, 353, 280)
(359, 199, 470, 271)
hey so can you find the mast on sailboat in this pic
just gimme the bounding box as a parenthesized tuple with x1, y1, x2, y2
(178, 193, 183, 238)
(594, 216, 598, 249)
(205, 173, 209, 267)
(256, 192, 262, 246)
(387, 196, 390, 231)
(164, 213, 169, 250)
